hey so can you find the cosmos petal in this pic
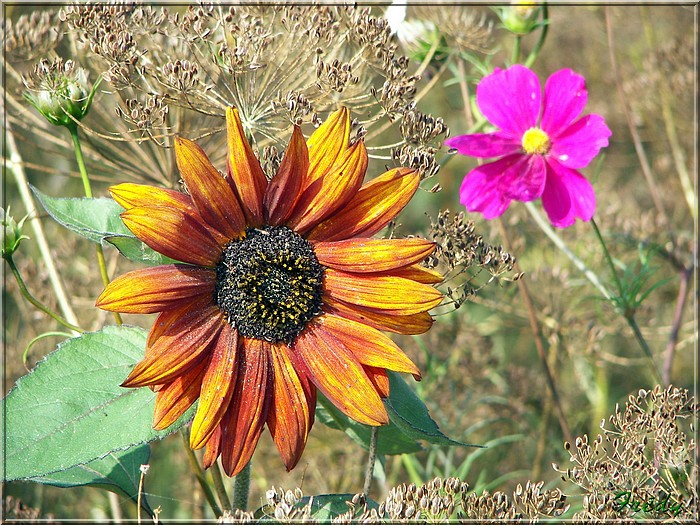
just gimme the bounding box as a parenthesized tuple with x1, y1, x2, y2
(153, 360, 207, 430)
(264, 126, 308, 225)
(96, 265, 216, 314)
(202, 425, 223, 469)
(305, 107, 351, 189)
(307, 168, 420, 242)
(312, 238, 436, 273)
(121, 206, 222, 267)
(324, 297, 434, 335)
(190, 325, 239, 450)
(550, 114, 612, 169)
(226, 107, 268, 225)
(459, 157, 517, 219)
(364, 366, 390, 398)
(295, 321, 388, 425)
(317, 314, 421, 377)
(267, 343, 312, 471)
(541, 158, 596, 228)
(174, 136, 247, 239)
(122, 306, 225, 387)
(497, 154, 546, 202)
(324, 269, 443, 315)
(109, 183, 193, 211)
(288, 140, 368, 233)
(220, 338, 272, 477)
(541, 68, 588, 135)
(444, 131, 521, 158)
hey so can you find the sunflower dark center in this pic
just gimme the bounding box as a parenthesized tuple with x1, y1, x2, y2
(214, 226, 325, 344)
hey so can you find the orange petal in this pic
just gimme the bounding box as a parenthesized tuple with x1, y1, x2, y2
(174, 136, 247, 239)
(324, 296, 434, 335)
(364, 366, 390, 398)
(264, 126, 307, 225)
(146, 294, 214, 349)
(389, 264, 444, 284)
(313, 238, 436, 273)
(324, 268, 443, 315)
(287, 140, 367, 233)
(96, 264, 216, 314)
(294, 320, 388, 426)
(316, 314, 420, 378)
(122, 306, 225, 387)
(225, 107, 268, 225)
(307, 167, 420, 241)
(121, 206, 223, 267)
(305, 107, 350, 189)
(109, 183, 193, 211)
(267, 343, 313, 471)
(203, 425, 223, 469)
(220, 338, 272, 476)
(190, 324, 239, 450)
(153, 359, 207, 430)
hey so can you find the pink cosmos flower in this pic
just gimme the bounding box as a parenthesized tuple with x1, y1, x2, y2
(445, 65, 612, 228)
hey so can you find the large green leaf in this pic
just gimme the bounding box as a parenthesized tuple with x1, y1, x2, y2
(27, 445, 154, 515)
(104, 235, 178, 266)
(31, 185, 131, 243)
(2, 325, 194, 480)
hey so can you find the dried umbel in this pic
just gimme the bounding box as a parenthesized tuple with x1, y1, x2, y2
(555, 385, 697, 522)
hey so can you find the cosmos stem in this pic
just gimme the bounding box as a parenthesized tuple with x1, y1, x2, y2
(68, 125, 122, 326)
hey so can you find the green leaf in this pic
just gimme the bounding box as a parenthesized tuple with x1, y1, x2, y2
(27, 444, 154, 516)
(31, 185, 131, 243)
(2, 325, 194, 481)
(104, 235, 178, 266)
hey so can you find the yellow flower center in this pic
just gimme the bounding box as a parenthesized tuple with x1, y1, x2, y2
(521, 127, 551, 155)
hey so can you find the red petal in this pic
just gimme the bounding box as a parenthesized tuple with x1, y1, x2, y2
(324, 296, 434, 335)
(264, 126, 307, 225)
(313, 238, 435, 273)
(203, 425, 223, 469)
(153, 360, 207, 430)
(364, 366, 390, 398)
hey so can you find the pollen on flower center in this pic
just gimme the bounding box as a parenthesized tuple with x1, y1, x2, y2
(215, 226, 325, 344)
(522, 127, 551, 155)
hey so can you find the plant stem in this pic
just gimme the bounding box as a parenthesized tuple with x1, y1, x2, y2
(210, 461, 232, 512)
(5, 255, 84, 333)
(511, 35, 522, 65)
(523, 4, 549, 68)
(5, 125, 80, 332)
(662, 267, 691, 386)
(363, 426, 379, 497)
(232, 461, 251, 511)
(68, 125, 122, 326)
(180, 429, 222, 518)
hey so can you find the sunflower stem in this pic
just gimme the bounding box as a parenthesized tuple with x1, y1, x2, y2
(4, 255, 84, 333)
(363, 426, 379, 497)
(180, 429, 222, 518)
(68, 124, 122, 326)
(232, 461, 251, 511)
(210, 461, 232, 512)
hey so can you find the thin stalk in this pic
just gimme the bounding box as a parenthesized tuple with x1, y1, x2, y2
(5, 126, 80, 331)
(210, 461, 232, 512)
(662, 267, 691, 386)
(5, 255, 84, 333)
(511, 35, 522, 65)
(523, 4, 549, 69)
(180, 429, 222, 518)
(68, 125, 122, 326)
(363, 426, 379, 497)
(232, 461, 251, 511)
(497, 220, 574, 447)
(590, 218, 663, 385)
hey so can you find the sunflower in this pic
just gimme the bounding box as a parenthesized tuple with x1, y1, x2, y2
(96, 107, 443, 476)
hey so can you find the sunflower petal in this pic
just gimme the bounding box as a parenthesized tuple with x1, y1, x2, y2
(264, 126, 308, 225)
(110, 182, 193, 211)
(295, 320, 388, 426)
(190, 325, 239, 450)
(324, 296, 434, 335)
(220, 338, 271, 477)
(364, 366, 390, 398)
(316, 314, 420, 377)
(96, 264, 216, 314)
(307, 168, 420, 241)
(287, 140, 367, 233)
(121, 206, 223, 267)
(226, 107, 267, 225)
(313, 238, 435, 273)
(388, 264, 444, 284)
(153, 360, 207, 430)
(267, 343, 312, 471)
(305, 107, 350, 188)
(174, 136, 246, 239)
(324, 269, 443, 315)
(122, 306, 225, 387)
(146, 294, 213, 350)
(202, 425, 223, 469)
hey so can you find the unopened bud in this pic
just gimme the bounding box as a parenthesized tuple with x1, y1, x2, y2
(2, 207, 30, 258)
(498, 2, 542, 36)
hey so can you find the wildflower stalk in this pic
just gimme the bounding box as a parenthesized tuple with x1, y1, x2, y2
(590, 218, 663, 385)
(4, 254, 84, 333)
(180, 429, 222, 518)
(662, 266, 691, 386)
(511, 35, 522, 64)
(232, 461, 251, 511)
(67, 124, 122, 326)
(5, 126, 80, 331)
(210, 462, 232, 512)
(523, 4, 549, 69)
(363, 426, 379, 496)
